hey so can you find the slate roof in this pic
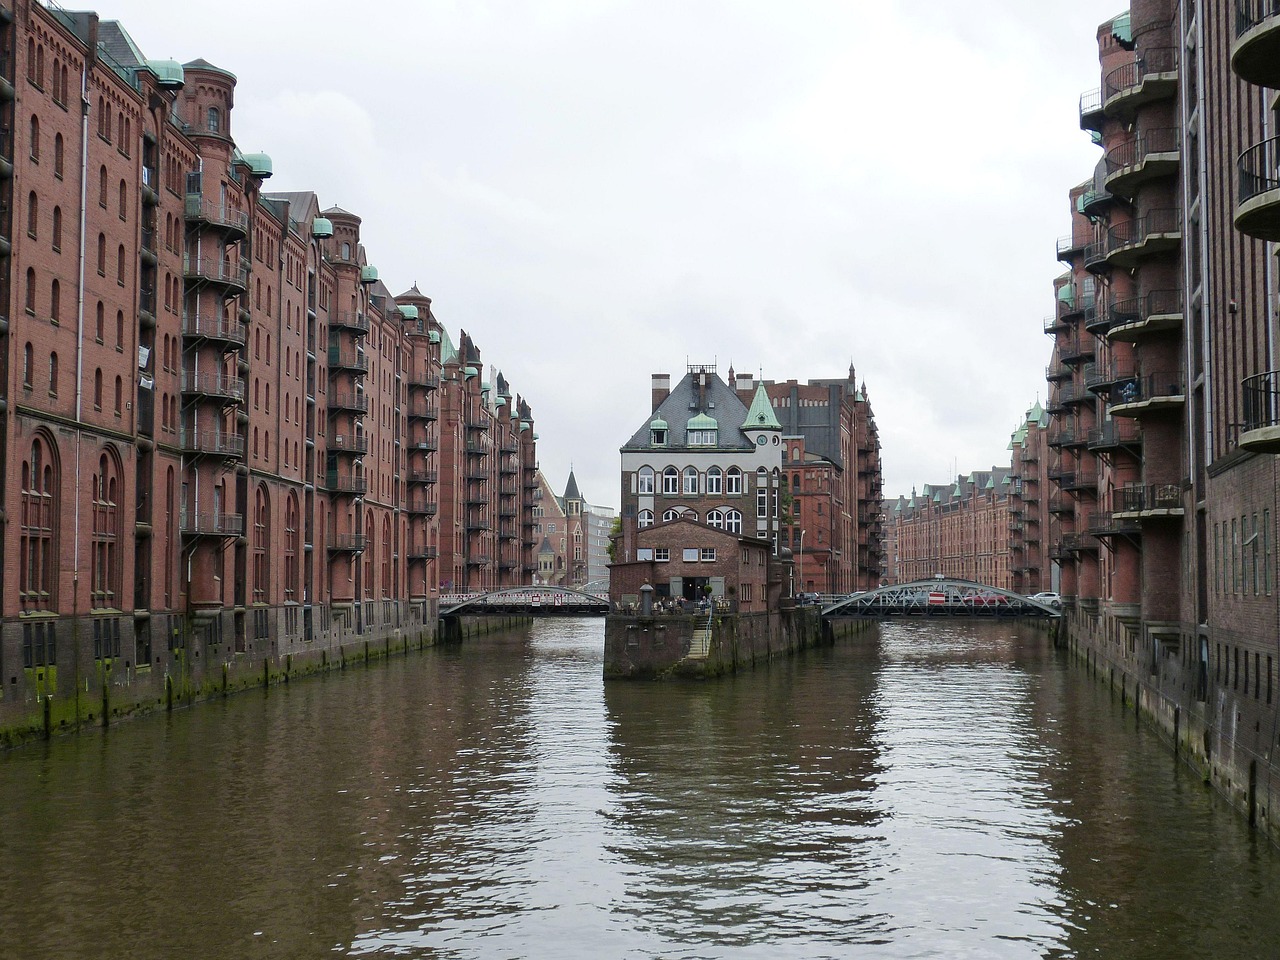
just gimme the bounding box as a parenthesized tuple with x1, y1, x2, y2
(564, 470, 582, 501)
(621, 370, 755, 451)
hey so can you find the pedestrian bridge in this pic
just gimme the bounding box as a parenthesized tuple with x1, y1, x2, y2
(440, 586, 610, 618)
(821, 579, 1062, 619)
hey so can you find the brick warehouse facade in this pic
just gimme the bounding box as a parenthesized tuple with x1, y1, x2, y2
(0, 2, 540, 734)
(1048, 1, 1280, 840)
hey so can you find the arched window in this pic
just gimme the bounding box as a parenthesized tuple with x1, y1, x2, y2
(253, 486, 270, 605)
(707, 509, 724, 529)
(96, 233, 106, 274)
(26, 191, 37, 237)
(637, 466, 654, 495)
(48, 352, 58, 396)
(51, 205, 62, 251)
(706, 467, 723, 495)
(49, 279, 59, 323)
(724, 509, 743, 534)
(98, 165, 107, 206)
(25, 267, 35, 313)
(117, 244, 126, 284)
(119, 179, 127, 220)
(93, 368, 102, 409)
(28, 115, 39, 161)
(97, 96, 107, 139)
(364, 509, 375, 600)
(662, 508, 685, 523)
(20, 434, 59, 610)
(51, 57, 60, 101)
(662, 466, 679, 495)
(207, 106, 220, 132)
(113, 376, 122, 416)
(25, 38, 35, 83)
(22, 342, 32, 387)
(382, 516, 392, 597)
(683, 466, 698, 495)
(284, 494, 299, 602)
(726, 467, 743, 495)
(91, 452, 121, 608)
(53, 133, 63, 178)
(637, 510, 654, 529)
(35, 45, 43, 88)
(115, 310, 124, 347)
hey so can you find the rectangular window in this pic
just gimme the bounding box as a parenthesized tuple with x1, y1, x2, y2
(655, 548, 669, 562)
(683, 548, 699, 562)
(684, 471, 698, 495)
(1266, 509, 1272, 595)
(757, 489, 768, 519)
(707, 472, 722, 495)
(1253, 513, 1260, 595)
(636, 548, 653, 561)
(701, 548, 716, 562)
(727, 472, 742, 495)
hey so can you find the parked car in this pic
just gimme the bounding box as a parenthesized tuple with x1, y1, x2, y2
(968, 591, 1009, 607)
(1030, 592, 1062, 608)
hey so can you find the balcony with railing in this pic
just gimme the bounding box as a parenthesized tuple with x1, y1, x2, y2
(181, 371, 245, 403)
(1232, 0, 1280, 88)
(183, 254, 249, 293)
(1115, 482, 1184, 517)
(331, 310, 370, 334)
(1104, 208, 1181, 270)
(410, 437, 438, 453)
(325, 472, 367, 496)
(1103, 46, 1178, 117)
(1240, 370, 1280, 452)
(180, 428, 245, 459)
(408, 544, 439, 560)
(408, 470, 439, 486)
(1089, 511, 1143, 540)
(1087, 419, 1143, 452)
(1110, 370, 1185, 417)
(328, 391, 369, 414)
(182, 312, 248, 347)
(1046, 362, 1072, 382)
(407, 497, 439, 516)
(408, 372, 440, 391)
(329, 433, 370, 455)
(1056, 232, 1086, 262)
(327, 346, 368, 373)
(1107, 288, 1183, 342)
(1103, 127, 1179, 198)
(180, 510, 244, 538)
(183, 191, 250, 239)
(1060, 337, 1096, 366)
(1079, 87, 1105, 131)
(327, 532, 367, 553)
(407, 400, 438, 421)
(1236, 136, 1280, 242)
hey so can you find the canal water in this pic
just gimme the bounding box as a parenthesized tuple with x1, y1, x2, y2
(1, 619, 1278, 959)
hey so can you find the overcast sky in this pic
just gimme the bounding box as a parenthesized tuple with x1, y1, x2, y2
(99, 0, 1123, 508)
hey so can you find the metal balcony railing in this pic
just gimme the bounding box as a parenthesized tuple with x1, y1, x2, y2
(1242, 370, 1280, 432)
(180, 511, 244, 537)
(1104, 45, 1178, 101)
(182, 313, 248, 345)
(179, 429, 245, 458)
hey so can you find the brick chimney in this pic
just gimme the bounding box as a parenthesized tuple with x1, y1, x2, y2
(651, 374, 670, 412)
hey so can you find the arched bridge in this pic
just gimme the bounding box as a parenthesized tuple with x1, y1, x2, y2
(440, 586, 610, 618)
(822, 579, 1062, 619)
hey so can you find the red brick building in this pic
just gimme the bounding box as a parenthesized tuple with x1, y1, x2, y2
(1, 4, 539, 706)
(1048, 1, 1280, 840)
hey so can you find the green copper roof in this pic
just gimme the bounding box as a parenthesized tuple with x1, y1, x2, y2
(744, 383, 781, 430)
(438, 327, 456, 363)
(1111, 12, 1132, 44)
(650, 417, 668, 431)
(688, 413, 717, 430)
(1028, 400, 1044, 421)
(985, 477, 995, 490)
(464, 366, 478, 379)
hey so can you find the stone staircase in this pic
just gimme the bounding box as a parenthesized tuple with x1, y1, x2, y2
(686, 628, 711, 660)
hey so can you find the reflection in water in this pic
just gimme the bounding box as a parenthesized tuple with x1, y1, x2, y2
(0, 619, 1278, 959)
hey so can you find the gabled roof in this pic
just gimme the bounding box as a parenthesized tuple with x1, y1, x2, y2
(622, 370, 753, 451)
(564, 470, 582, 501)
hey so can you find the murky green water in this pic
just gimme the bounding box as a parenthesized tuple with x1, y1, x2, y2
(1, 619, 1277, 959)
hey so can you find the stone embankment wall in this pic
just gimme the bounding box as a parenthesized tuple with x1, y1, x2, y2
(1061, 608, 1280, 846)
(604, 609, 870, 679)
(0, 612, 525, 750)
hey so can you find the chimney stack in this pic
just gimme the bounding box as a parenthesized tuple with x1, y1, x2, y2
(651, 374, 671, 412)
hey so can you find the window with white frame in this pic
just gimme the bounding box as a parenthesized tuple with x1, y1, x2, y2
(637, 548, 654, 560)
(706, 467, 722, 495)
(662, 467, 679, 494)
(663, 508, 683, 522)
(726, 468, 742, 495)
(707, 509, 724, 529)
(687, 429, 717, 445)
(655, 548, 670, 562)
(757, 488, 769, 518)
(725, 509, 743, 534)
(701, 548, 716, 562)
(638, 466, 654, 494)
(638, 510, 654, 528)
(683, 466, 698, 495)
(683, 548, 699, 562)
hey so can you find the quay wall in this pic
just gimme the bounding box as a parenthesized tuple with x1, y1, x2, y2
(603, 608, 871, 680)
(0, 607, 526, 750)
(1062, 605, 1280, 846)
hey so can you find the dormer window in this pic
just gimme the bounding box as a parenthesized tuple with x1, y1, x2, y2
(650, 416, 668, 446)
(652, 427, 666, 445)
(688, 429, 717, 445)
(687, 412, 718, 446)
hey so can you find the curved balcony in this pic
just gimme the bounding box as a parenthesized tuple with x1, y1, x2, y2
(183, 255, 248, 294)
(327, 346, 368, 373)
(1079, 88, 1105, 132)
(328, 391, 369, 415)
(1087, 419, 1142, 452)
(1115, 482, 1184, 519)
(181, 371, 245, 404)
(1110, 371, 1185, 418)
(1107, 288, 1183, 342)
(1236, 136, 1280, 242)
(329, 433, 369, 456)
(1079, 187, 1114, 219)
(1232, 1, 1280, 88)
(1060, 337, 1096, 366)
(1083, 238, 1111, 274)
(1103, 46, 1179, 119)
(182, 312, 248, 347)
(1240, 370, 1280, 452)
(1104, 127, 1179, 199)
(1104, 208, 1181, 270)
(1044, 313, 1068, 335)
(1046, 363, 1072, 382)
(331, 310, 370, 334)
(180, 428, 245, 460)
(184, 194, 249, 240)
(1057, 233, 1086, 262)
